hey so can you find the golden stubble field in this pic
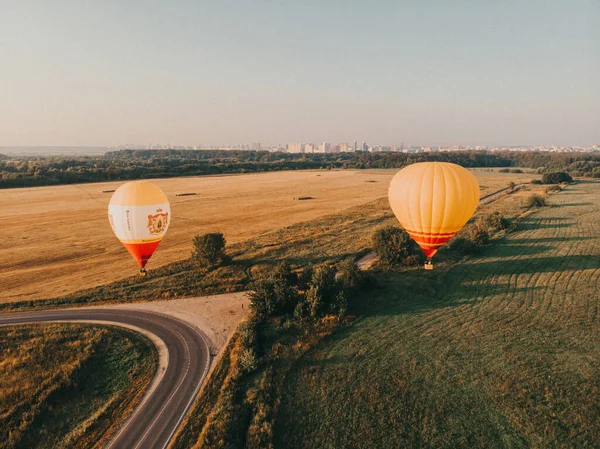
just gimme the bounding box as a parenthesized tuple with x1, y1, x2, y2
(1, 169, 535, 303)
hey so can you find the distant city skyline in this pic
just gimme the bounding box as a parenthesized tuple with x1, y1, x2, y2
(3, 142, 599, 158)
(1, 1, 599, 147)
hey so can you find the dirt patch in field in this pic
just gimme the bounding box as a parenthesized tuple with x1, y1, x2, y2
(104, 292, 250, 353)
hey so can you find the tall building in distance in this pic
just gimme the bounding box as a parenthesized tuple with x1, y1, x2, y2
(353, 140, 357, 152)
(251, 142, 261, 151)
(318, 142, 330, 153)
(361, 141, 368, 152)
(287, 142, 303, 153)
(339, 143, 349, 152)
(304, 143, 314, 154)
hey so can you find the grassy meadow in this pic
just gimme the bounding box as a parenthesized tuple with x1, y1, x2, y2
(1, 168, 535, 304)
(274, 180, 600, 448)
(0, 323, 157, 449)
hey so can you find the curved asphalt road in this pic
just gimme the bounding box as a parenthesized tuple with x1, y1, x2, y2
(0, 308, 211, 449)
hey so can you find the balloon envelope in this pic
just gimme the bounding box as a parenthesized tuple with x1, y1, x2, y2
(388, 162, 479, 259)
(108, 181, 171, 269)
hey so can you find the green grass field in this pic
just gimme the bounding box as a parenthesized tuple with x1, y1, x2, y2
(274, 180, 600, 448)
(0, 324, 157, 449)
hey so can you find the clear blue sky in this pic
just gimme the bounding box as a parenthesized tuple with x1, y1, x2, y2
(1, 0, 598, 147)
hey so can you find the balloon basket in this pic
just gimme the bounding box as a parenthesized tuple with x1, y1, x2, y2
(424, 262, 434, 271)
(139, 269, 147, 277)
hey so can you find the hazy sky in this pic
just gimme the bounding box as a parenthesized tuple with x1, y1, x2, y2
(1, 0, 598, 147)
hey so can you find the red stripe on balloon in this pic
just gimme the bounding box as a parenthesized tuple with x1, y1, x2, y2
(408, 232, 457, 259)
(121, 241, 162, 268)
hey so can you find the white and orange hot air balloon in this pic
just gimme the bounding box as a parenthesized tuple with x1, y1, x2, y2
(108, 181, 170, 276)
(388, 162, 479, 270)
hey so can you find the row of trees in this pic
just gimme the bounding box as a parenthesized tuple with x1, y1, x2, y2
(189, 231, 365, 321)
(1, 149, 597, 189)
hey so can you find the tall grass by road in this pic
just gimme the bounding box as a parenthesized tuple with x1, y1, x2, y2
(0, 324, 157, 449)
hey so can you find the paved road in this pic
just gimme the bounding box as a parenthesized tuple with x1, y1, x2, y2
(0, 308, 211, 449)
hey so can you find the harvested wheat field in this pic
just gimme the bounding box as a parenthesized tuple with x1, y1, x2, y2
(1, 169, 533, 303)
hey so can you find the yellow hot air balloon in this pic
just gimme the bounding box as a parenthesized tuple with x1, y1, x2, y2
(108, 181, 171, 276)
(388, 162, 479, 269)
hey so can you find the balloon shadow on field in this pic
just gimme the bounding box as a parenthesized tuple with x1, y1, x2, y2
(492, 244, 555, 257)
(353, 253, 598, 319)
(449, 283, 544, 300)
(507, 236, 594, 244)
(552, 202, 593, 208)
(454, 255, 599, 278)
(516, 221, 574, 231)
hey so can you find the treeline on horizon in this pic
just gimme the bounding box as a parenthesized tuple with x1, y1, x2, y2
(1, 149, 600, 189)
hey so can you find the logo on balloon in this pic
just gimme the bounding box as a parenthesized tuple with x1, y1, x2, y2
(147, 212, 169, 235)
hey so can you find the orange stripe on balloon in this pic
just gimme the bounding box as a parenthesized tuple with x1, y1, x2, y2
(409, 234, 456, 245)
(405, 229, 457, 238)
(121, 241, 162, 268)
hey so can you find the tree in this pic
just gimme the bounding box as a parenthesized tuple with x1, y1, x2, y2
(483, 211, 511, 231)
(466, 222, 490, 245)
(306, 265, 338, 318)
(524, 194, 547, 208)
(248, 261, 299, 318)
(337, 258, 363, 289)
(248, 280, 278, 319)
(372, 226, 421, 266)
(541, 171, 572, 184)
(191, 232, 229, 269)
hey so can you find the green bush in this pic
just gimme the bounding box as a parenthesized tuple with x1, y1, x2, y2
(191, 232, 229, 269)
(372, 226, 421, 266)
(541, 171, 572, 184)
(295, 265, 314, 291)
(337, 259, 363, 289)
(401, 254, 422, 266)
(466, 223, 490, 245)
(332, 291, 348, 317)
(483, 211, 512, 231)
(524, 194, 547, 208)
(237, 318, 260, 373)
(293, 299, 310, 320)
(530, 179, 543, 185)
(306, 266, 339, 318)
(271, 261, 298, 287)
(248, 264, 299, 319)
(447, 236, 479, 254)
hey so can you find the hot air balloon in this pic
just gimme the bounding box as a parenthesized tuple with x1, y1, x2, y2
(108, 181, 170, 276)
(388, 162, 479, 270)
